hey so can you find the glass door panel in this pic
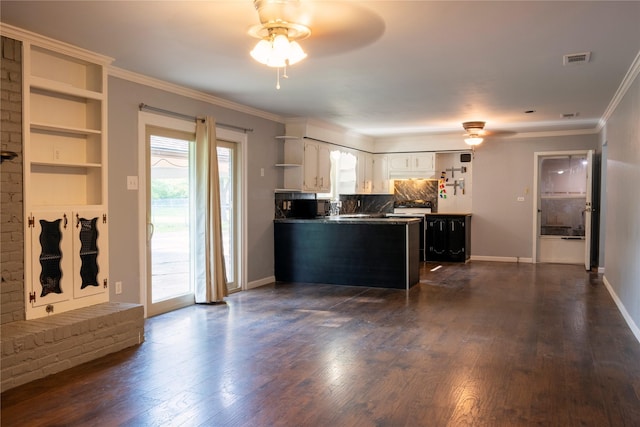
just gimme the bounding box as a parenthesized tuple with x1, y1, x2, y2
(148, 131, 194, 310)
(539, 155, 588, 238)
(537, 152, 592, 266)
(217, 141, 238, 291)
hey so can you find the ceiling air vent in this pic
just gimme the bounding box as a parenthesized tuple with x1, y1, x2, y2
(561, 112, 579, 119)
(563, 52, 591, 65)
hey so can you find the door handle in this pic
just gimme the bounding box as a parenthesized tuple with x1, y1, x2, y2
(148, 222, 154, 240)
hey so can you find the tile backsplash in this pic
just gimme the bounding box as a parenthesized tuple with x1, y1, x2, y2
(274, 192, 317, 218)
(275, 179, 439, 218)
(339, 194, 395, 214)
(394, 179, 438, 208)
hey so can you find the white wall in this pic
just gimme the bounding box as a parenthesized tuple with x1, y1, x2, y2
(602, 69, 640, 339)
(435, 152, 473, 214)
(108, 76, 283, 304)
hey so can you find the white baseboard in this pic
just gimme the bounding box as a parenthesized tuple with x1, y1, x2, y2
(247, 275, 275, 290)
(602, 275, 640, 344)
(470, 255, 534, 263)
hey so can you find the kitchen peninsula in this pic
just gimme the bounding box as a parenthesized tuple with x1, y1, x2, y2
(274, 217, 421, 289)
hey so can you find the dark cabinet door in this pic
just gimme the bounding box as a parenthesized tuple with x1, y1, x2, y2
(426, 215, 470, 262)
(447, 217, 467, 261)
(426, 217, 448, 261)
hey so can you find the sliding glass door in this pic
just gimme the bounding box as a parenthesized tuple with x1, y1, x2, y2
(146, 126, 195, 315)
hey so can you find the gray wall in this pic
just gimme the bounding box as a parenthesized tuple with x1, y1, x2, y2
(471, 133, 598, 259)
(108, 77, 283, 304)
(602, 71, 640, 333)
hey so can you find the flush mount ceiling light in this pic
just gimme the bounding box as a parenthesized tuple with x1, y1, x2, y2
(249, 0, 311, 89)
(462, 121, 486, 146)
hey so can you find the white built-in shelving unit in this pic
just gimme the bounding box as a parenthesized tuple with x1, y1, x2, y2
(21, 37, 112, 319)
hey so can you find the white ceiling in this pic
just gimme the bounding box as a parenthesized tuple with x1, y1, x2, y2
(1, 1, 639, 138)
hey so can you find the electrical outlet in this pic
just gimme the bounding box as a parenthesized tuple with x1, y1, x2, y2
(115, 281, 123, 294)
(517, 196, 525, 202)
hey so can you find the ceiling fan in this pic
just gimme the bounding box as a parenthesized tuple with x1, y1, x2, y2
(248, 0, 310, 88)
(462, 121, 515, 145)
(247, 0, 385, 88)
(462, 121, 487, 146)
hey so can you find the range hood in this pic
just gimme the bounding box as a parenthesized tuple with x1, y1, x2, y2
(388, 171, 437, 179)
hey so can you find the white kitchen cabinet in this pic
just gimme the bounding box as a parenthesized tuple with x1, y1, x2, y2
(355, 151, 373, 194)
(303, 141, 331, 192)
(279, 138, 331, 193)
(371, 154, 392, 194)
(388, 153, 435, 173)
(23, 41, 111, 319)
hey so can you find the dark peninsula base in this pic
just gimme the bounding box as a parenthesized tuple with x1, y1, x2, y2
(274, 218, 420, 289)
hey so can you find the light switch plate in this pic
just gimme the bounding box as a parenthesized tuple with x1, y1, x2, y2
(127, 176, 138, 190)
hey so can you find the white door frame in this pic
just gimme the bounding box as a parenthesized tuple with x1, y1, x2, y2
(137, 112, 248, 318)
(532, 149, 593, 268)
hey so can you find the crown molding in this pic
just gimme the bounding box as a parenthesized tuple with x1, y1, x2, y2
(599, 49, 640, 131)
(509, 127, 599, 139)
(108, 66, 285, 124)
(0, 23, 113, 65)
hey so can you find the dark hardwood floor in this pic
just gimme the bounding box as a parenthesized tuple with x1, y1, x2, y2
(2, 262, 640, 426)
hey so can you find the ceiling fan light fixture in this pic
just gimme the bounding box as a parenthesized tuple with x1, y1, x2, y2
(464, 136, 484, 146)
(462, 121, 486, 146)
(250, 39, 274, 65)
(286, 40, 307, 65)
(249, 0, 311, 88)
(250, 32, 306, 68)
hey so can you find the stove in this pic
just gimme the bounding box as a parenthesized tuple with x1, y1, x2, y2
(387, 200, 432, 261)
(393, 199, 432, 214)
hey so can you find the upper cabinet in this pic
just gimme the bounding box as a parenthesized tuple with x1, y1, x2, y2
(388, 153, 435, 177)
(23, 41, 112, 319)
(355, 151, 373, 194)
(304, 141, 331, 193)
(371, 154, 391, 194)
(279, 138, 331, 193)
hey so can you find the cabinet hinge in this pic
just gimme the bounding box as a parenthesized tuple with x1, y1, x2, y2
(28, 216, 35, 228)
(102, 213, 107, 224)
(103, 279, 108, 289)
(29, 292, 36, 303)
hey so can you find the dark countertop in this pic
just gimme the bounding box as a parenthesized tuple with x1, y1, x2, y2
(425, 212, 472, 216)
(274, 216, 421, 225)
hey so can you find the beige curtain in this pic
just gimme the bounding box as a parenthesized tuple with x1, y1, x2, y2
(194, 117, 228, 303)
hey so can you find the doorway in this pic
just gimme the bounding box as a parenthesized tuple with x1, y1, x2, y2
(138, 113, 247, 317)
(533, 150, 593, 269)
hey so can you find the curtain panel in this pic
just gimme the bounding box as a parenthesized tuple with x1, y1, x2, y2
(194, 117, 228, 303)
